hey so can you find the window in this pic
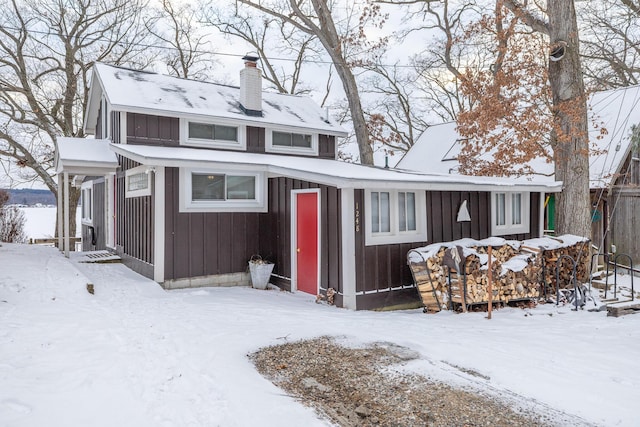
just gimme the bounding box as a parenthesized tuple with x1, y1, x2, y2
(191, 173, 256, 201)
(266, 128, 318, 155)
(179, 168, 266, 213)
(491, 192, 530, 235)
(81, 182, 93, 225)
(180, 119, 245, 150)
(273, 131, 312, 148)
(398, 191, 417, 232)
(365, 190, 426, 245)
(125, 166, 152, 198)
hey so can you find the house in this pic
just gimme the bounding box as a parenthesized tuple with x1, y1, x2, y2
(55, 57, 561, 310)
(396, 84, 640, 267)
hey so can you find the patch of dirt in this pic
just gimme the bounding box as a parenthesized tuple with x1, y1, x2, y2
(250, 336, 554, 427)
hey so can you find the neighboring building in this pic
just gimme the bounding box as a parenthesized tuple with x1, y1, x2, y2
(397, 84, 640, 266)
(55, 58, 561, 310)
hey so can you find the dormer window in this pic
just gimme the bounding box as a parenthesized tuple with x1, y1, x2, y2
(273, 131, 312, 148)
(180, 119, 246, 150)
(266, 127, 318, 155)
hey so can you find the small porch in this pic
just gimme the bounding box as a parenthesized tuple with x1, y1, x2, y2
(54, 137, 118, 257)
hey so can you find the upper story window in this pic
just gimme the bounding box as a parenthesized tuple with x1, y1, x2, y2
(180, 118, 246, 150)
(266, 127, 318, 155)
(81, 182, 93, 225)
(491, 192, 530, 235)
(125, 165, 152, 198)
(365, 189, 426, 246)
(179, 168, 266, 213)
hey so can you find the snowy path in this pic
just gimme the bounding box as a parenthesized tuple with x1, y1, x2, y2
(1, 244, 639, 426)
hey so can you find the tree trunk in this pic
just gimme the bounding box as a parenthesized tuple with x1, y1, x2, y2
(54, 186, 81, 241)
(548, 0, 590, 238)
(330, 55, 374, 165)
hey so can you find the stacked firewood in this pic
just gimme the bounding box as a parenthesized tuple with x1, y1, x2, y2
(408, 236, 591, 311)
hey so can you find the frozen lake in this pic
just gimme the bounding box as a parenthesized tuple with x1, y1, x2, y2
(20, 207, 81, 239)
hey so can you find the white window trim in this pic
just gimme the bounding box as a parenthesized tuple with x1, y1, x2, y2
(125, 165, 153, 198)
(180, 118, 246, 150)
(491, 192, 530, 236)
(364, 189, 427, 246)
(265, 126, 318, 156)
(81, 181, 93, 226)
(179, 167, 267, 213)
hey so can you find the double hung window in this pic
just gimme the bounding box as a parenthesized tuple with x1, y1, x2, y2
(365, 190, 426, 245)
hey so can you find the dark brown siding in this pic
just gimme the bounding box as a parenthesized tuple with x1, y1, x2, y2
(82, 179, 106, 251)
(96, 103, 103, 139)
(127, 113, 179, 146)
(354, 190, 541, 310)
(258, 178, 342, 295)
(318, 135, 336, 159)
(117, 155, 141, 172)
(427, 191, 539, 242)
(246, 126, 265, 153)
(353, 189, 424, 310)
(164, 167, 261, 280)
(111, 111, 121, 144)
(163, 171, 343, 292)
(115, 170, 154, 277)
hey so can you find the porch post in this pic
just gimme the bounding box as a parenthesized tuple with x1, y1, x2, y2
(57, 173, 63, 252)
(63, 171, 70, 257)
(153, 167, 165, 283)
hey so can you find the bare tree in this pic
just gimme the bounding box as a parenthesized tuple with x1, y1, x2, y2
(579, 0, 640, 88)
(361, 62, 429, 154)
(0, 0, 156, 236)
(149, 0, 216, 80)
(502, 0, 591, 237)
(234, 0, 389, 165)
(377, 0, 483, 122)
(200, 3, 324, 95)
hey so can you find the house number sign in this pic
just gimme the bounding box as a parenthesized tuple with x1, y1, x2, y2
(355, 202, 360, 232)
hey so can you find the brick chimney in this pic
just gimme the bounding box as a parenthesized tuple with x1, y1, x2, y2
(239, 53, 262, 117)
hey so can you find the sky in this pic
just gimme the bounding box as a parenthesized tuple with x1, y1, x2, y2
(1, 240, 639, 426)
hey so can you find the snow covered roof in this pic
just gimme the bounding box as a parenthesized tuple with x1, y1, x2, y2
(85, 63, 347, 138)
(55, 138, 118, 175)
(397, 84, 640, 189)
(111, 143, 562, 192)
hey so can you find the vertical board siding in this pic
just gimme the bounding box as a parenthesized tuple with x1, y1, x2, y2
(115, 172, 154, 269)
(163, 168, 263, 281)
(127, 113, 179, 146)
(609, 189, 640, 266)
(355, 189, 541, 309)
(258, 177, 342, 293)
(246, 126, 265, 153)
(318, 135, 336, 159)
(111, 111, 121, 144)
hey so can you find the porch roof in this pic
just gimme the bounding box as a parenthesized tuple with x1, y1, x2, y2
(55, 137, 119, 176)
(111, 143, 563, 193)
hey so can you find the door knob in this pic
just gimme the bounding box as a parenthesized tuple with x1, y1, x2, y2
(297, 248, 301, 253)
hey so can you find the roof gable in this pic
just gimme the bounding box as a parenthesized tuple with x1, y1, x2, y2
(84, 63, 347, 137)
(398, 84, 640, 189)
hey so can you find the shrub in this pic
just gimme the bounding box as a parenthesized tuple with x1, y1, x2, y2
(0, 189, 27, 243)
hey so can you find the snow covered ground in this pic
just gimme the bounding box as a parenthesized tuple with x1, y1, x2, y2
(1, 243, 639, 426)
(20, 207, 81, 239)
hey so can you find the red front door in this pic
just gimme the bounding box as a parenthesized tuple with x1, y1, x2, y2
(296, 192, 318, 294)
